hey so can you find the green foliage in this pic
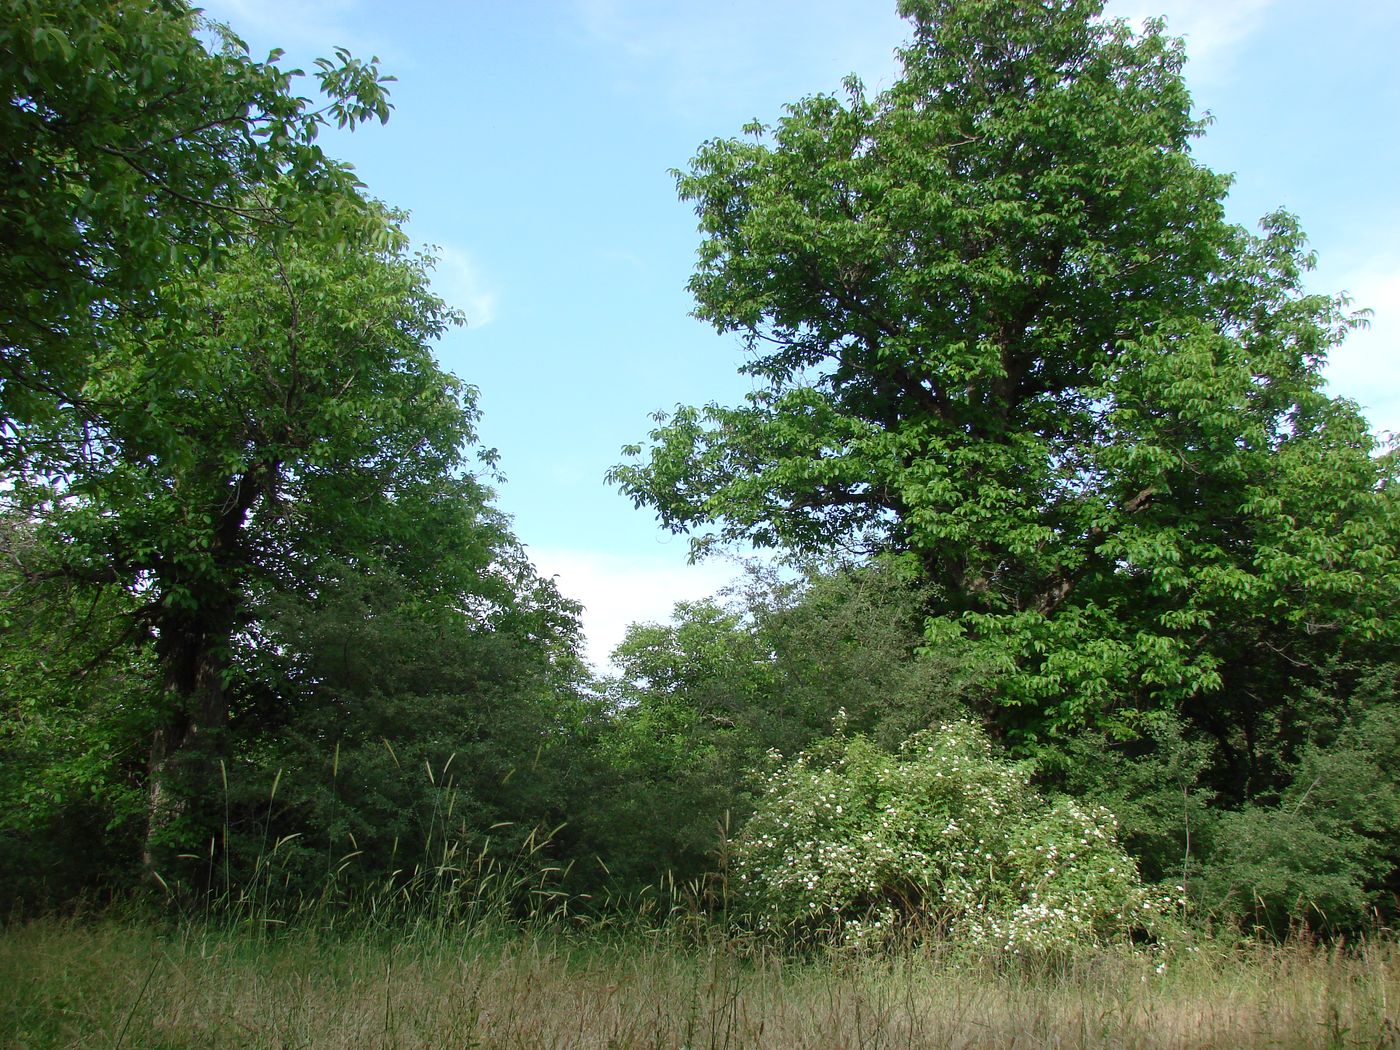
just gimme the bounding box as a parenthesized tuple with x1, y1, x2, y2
(4, 0, 1396, 948)
(220, 558, 588, 899)
(578, 562, 985, 895)
(1033, 718, 1215, 887)
(756, 563, 990, 749)
(0, 0, 589, 897)
(0, 523, 152, 904)
(1, 0, 392, 431)
(1197, 701, 1400, 934)
(733, 721, 1173, 951)
(611, 0, 1399, 747)
(4, 199, 499, 878)
(588, 599, 761, 891)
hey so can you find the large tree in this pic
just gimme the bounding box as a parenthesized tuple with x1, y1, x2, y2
(1, 1, 589, 886)
(1, 199, 532, 877)
(612, 0, 1400, 754)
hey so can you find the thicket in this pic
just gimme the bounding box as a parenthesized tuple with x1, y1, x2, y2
(2, 0, 1397, 951)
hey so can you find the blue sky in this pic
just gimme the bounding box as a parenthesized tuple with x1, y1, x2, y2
(202, 0, 1400, 667)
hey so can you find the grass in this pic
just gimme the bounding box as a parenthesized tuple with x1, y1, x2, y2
(2, 913, 1398, 1049)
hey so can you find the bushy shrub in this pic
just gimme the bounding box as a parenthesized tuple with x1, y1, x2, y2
(732, 720, 1177, 951)
(1199, 807, 1376, 935)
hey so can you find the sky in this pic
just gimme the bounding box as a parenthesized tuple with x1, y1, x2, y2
(200, 0, 1400, 668)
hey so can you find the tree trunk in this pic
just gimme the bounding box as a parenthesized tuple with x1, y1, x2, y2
(142, 606, 234, 887)
(141, 469, 267, 887)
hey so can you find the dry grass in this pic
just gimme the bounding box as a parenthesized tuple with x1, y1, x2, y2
(2, 916, 1398, 1049)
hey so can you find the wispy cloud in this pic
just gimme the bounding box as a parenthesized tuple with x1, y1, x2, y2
(429, 244, 499, 329)
(527, 546, 742, 670)
(569, 0, 905, 117)
(1320, 262, 1400, 436)
(1104, 0, 1279, 78)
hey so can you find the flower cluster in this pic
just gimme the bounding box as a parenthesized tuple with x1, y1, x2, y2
(733, 721, 1165, 951)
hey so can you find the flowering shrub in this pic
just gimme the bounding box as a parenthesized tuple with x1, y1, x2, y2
(732, 720, 1177, 950)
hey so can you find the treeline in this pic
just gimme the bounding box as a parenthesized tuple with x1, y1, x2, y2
(2, 0, 1397, 944)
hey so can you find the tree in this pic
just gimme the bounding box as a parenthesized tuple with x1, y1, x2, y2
(2, 0, 390, 438)
(1, 199, 520, 878)
(611, 0, 1400, 754)
(2, 2, 593, 895)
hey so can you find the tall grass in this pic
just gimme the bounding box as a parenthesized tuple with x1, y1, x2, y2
(3, 913, 1398, 1048)
(154, 751, 579, 940)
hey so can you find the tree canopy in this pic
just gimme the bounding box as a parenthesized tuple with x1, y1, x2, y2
(612, 0, 1400, 746)
(1, 0, 390, 440)
(3, 0, 1398, 941)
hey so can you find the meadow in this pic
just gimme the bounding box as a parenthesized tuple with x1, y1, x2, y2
(4, 913, 1397, 1049)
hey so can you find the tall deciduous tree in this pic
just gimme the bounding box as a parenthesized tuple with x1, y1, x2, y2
(3, 201, 517, 875)
(3, 1, 588, 890)
(612, 0, 1399, 752)
(1, 2, 590, 896)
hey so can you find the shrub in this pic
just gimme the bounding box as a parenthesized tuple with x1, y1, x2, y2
(732, 720, 1176, 951)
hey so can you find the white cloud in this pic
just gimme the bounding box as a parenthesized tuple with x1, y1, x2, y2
(429, 244, 499, 328)
(569, 0, 905, 117)
(1104, 0, 1278, 78)
(1318, 263, 1400, 437)
(526, 546, 742, 671)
